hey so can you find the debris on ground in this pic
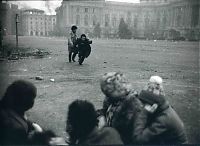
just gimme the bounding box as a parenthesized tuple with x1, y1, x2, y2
(50, 78, 55, 82)
(35, 76, 44, 80)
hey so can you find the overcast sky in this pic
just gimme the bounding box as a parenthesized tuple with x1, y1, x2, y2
(9, 0, 140, 15)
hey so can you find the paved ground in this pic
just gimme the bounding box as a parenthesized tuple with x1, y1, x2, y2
(0, 36, 199, 143)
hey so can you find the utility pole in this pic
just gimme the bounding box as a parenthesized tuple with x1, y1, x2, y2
(15, 14, 19, 50)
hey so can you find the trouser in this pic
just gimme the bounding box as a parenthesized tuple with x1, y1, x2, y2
(69, 51, 78, 62)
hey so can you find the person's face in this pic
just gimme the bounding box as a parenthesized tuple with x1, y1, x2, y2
(72, 29, 77, 33)
(81, 36, 86, 41)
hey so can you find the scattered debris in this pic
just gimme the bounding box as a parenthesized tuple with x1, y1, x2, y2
(19, 68, 28, 72)
(50, 78, 55, 82)
(35, 76, 43, 80)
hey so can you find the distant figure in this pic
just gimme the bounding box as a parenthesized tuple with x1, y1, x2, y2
(68, 25, 78, 62)
(0, 80, 43, 145)
(98, 72, 143, 144)
(75, 34, 92, 65)
(133, 76, 188, 144)
(66, 99, 123, 145)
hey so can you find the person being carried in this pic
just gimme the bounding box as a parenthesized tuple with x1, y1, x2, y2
(133, 76, 188, 144)
(68, 25, 78, 62)
(75, 34, 92, 65)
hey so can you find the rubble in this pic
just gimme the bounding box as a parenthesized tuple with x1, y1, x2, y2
(35, 76, 44, 80)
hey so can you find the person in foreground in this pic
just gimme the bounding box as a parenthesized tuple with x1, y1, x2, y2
(98, 72, 143, 144)
(66, 99, 123, 145)
(0, 80, 43, 145)
(133, 75, 188, 144)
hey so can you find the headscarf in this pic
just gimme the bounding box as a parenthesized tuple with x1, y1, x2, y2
(100, 72, 132, 101)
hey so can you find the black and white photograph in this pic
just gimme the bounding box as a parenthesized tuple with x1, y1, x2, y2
(0, 0, 199, 145)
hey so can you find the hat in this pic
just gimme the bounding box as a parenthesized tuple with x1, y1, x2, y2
(144, 75, 165, 96)
(100, 72, 132, 99)
(149, 76, 163, 84)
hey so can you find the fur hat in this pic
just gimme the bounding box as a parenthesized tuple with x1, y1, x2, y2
(143, 75, 165, 96)
(100, 72, 132, 99)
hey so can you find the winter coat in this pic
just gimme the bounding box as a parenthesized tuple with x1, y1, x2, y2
(99, 95, 143, 144)
(133, 90, 188, 144)
(79, 127, 123, 145)
(0, 108, 34, 145)
(68, 31, 78, 52)
(75, 38, 92, 58)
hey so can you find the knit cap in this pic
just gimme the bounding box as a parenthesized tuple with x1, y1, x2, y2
(144, 75, 165, 96)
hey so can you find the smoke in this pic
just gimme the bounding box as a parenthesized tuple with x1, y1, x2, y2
(44, 0, 52, 15)
(8, 0, 62, 15)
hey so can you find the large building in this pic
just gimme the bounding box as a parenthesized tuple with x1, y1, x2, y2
(56, 0, 200, 40)
(0, 1, 56, 37)
(21, 9, 56, 36)
(0, 1, 20, 35)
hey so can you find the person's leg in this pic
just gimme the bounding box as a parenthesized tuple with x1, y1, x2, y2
(72, 48, 78, 62)
(78, 51, 85, 65)
(72, 52, 77, 62)
(69, 51, 72, 62)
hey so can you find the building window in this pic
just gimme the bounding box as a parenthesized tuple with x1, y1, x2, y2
(76, 15, 80, 25)
(84, 15, 88, 26)
(30, 31, 33, 36)
(93, 15, 97, 26)
(85, 8, 88, 13)
(134, 17, 138, 28)
(112, 16, 117, 27)
(191, 5, 199, 27)
(105, 14, 109, 27)
(41, 18, 42, 20)
(76, 7, 79, 13)
(93, 8, 95, 13)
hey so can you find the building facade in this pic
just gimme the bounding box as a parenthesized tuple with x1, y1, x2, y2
(21, 9, 56, 36)
(0, 2, 20, 35)
(56, 0, 200, 40)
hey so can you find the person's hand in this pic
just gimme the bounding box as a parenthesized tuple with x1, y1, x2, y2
(32, 123, 43, 132)
(49, 137, 67, 145)
(144, 103, 158, 113)
(98, 116, 106, 129)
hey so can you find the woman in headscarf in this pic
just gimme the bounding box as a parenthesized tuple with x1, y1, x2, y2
(98, 72, 143, 144)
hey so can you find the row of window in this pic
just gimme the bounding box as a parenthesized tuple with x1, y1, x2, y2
(29, 21, 55, 25)
(74, 7, 96, 13)
(30, 31, 49, 36)
(30, 17, 56, 21)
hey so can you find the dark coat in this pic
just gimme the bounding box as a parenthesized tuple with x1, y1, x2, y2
(79, 127, 123, 145)
(75, 38, 92, 58)
(133, 90, 188, 144)
(100, 95, 143, 144)
(0, 108, 34, 145)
